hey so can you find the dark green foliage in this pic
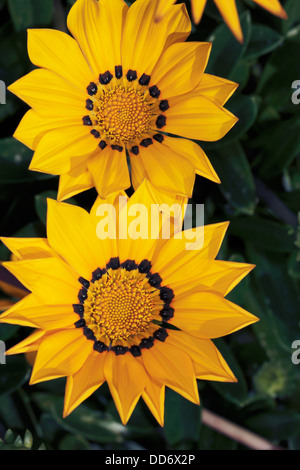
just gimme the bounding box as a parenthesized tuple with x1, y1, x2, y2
(0, 0, 299, 451)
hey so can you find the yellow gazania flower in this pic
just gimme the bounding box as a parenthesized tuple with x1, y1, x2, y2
(8, 0, 238, 202)
(156, 0, 287, 43)
(0, 182, 258, 425)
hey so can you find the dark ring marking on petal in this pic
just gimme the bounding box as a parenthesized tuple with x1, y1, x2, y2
(160, 286, 174, 304)
(147, 272, 162, 288)
(94, 341, 108, 353)
(112, 345, 128, 356)
(115, 65, 123, 79)
(87, 82, 98, 96)
(83, 326, 97, 341)
(160, 305, 174, 321)
(149, 85, 161, 99)
(91, 267, 106, 283)
(140, 337, 154, 350)
(120, 259, 138, 271)
(130, 145, 139, 155)
(106, 257, 120, 270)
(111, 144, 123, 152)
(78, 277, 90, 289)
(99, 140, 107, 150)
(99, 71, 113, 85)
(73, 304, 84, 317)
(78, 287, 88, 303)
(139, 73, 151, 86)
(159, 100, 169, 112)
(75, 318, 86, 329)
(140, 138, 153, 148)
(153, 133, 164, 143)
(126, 69, 138, 82)
(82, 116, 93, 126)
(86, 99, 94, 111)
(129, 345, 142, 357)
(156, 115, 167, 129)
(153, 328, 168, 342)
(138, 259, 152, 274)
(91, 129, 100, 139)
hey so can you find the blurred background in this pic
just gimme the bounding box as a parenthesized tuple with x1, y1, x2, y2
(0, 0, 300, 451)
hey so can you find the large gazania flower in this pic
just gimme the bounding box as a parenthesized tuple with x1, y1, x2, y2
(8, 0, 238, 202)
(156, 0, 287, 43)
(0, 183, 258, 425)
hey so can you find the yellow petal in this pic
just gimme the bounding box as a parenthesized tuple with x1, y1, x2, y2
(30, 125, 97, 175)
(1, 237, 54, 261)
(2, 257, 79, 305)
(67, 0, 128, 76)
(138, 142, 196, 198)
(253, 0, 287, 19)
(195, 73, 239, 106)
(197, 260, 255, 296)
(104, 352, 148, 425)
(47, 199, 109, 280)
(171, 292, 259, 339)
(64, 351, 107, 417)
(130, 155, 147, 192)
(6, 329, 46, 356)
(87, 147, 131, 199)
(151, 222, 230, 285)
(142, 376, 165, 427)
(214, 0, 244, 43)
(0, 293, 76, 329)
(30, 329, 92, 384)
(117, 180, 166, 263)
(8, 68, 85, 118)
(27, 28, 93, 90)
(162, 136, 220, 183)
(165, 93, 238, 141)
(150, 42, 211, 99)
(57, 165, 94, 202)
(13, 110, 80, 152)
(142, 341, 199, 405)
(155, 0, 176, 21)
(191, 0, 207, 24)
(166, 330, 236, 382)
(122, 0, 190, 75)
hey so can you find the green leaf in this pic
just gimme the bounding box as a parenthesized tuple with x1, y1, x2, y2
(34, 191, 58, 225)
(245, 24, 283, 60)
(58, 434, 91, 451)
(256, 39, 300, 111)
(8, 0, 54, 31)
(0, 356, 30, 397)
(208, 142, 257, 215)
(206, 12, 251, 79)
(0, 138, 53, 184)
(32, 393, 131, 444)
(246, 245, 300, 345)
(246, 410, 300, 441)
(229, 216, 297, 253)
(282, 0, 300, 34)
(0, 324, 20, 342)
(164, 389, 201, 447)
(254, 115, 300, 178)
(198, 425, 238, 450)
(209, 339, 248, 407)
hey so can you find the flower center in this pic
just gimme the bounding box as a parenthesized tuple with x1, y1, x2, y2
(83, 67, 169, 154)
(95, 87, 152, 144)
(83, 268, 158, 343)
(73, 258, 175, 356)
